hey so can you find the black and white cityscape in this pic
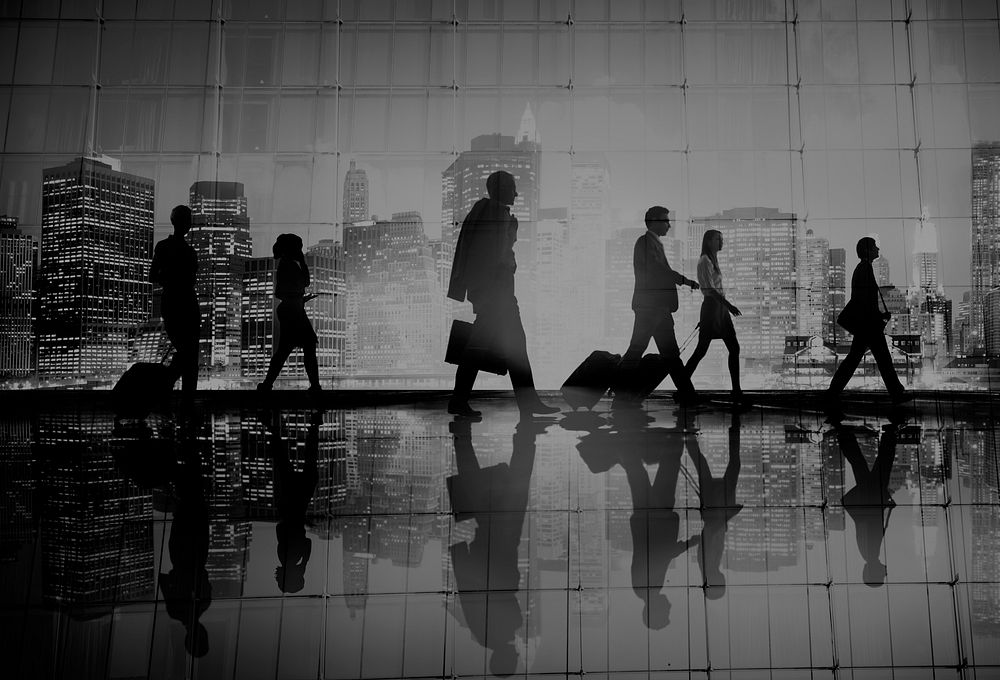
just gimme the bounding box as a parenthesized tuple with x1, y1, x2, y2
(1, 1, 1000, 390)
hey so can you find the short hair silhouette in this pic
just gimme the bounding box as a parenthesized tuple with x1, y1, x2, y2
(644, 205, 669, 224)
(856, 236, 877, 259)
(272, 233, 304, 258)
(170, 205, 192, 230)
(863, 561, 887, 587)
(186, 622, 209, 657)
(490, 643, 519, 677)
(642, 592, 671, 630)
(486, 170, 515, 199)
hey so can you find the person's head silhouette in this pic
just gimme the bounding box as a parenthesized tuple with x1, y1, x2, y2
(170, 205, 192, 237)
(642, 591, 671, 630)
(856, 236, 879, 262)
(185, 622, 209, 657)
(863, 560, 887, 587)
(490, 642, 519, 677)
(273, 233, 304, 259)
(644, 205, 671, 236)
(486, 170, 517, 206)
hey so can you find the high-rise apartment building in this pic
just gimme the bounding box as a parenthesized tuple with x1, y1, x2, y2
(0, 216, 35, 379)
(441, 105, 540, 247)
(343, 159, 370, 225)
(566, 157, 611, 359)
(605, 228, 638, 348)
(37, 157, 154, 379)
(689, 208, 798, 363)
(873, 253, 891, 287)
(827, 248, 847, 345)
(797, 229, 829, 339)
(188, 181, 252, 377)
(970, 143, 1000, 356)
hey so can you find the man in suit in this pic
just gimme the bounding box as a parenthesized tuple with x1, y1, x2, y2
(617, 205, 699, 405)
(447, 170, 558, 418)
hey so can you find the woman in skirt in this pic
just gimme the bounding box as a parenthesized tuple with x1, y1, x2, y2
(257, 233, 321, 394)
(683, 229, 743, 400)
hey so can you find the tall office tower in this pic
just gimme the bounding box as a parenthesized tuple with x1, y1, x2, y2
(343, 213, 447, 378)
(689, 208, 798, 364)
(342, 159, 370, 225)
(530, 209, 571, 384)
(0, 417, 33, 570)
(566, 157, 611, 359)
(827, 248, 847, 345)
(605, 228, 639, 348)
(873, 253, 891, 287)
(441, 104, 540, 246)
(0, 216, 35, 379)
(37, 157, 154, 379)
(913, 209, 940, 292)
(986, 289, 1000, 358)
(241, 239, 346, 382)
(971, 144, 1000, 356)
(240, 256, 276, 378)
(35, 413, 154, 605)
(956, 291, 971, 355)
(797, 228, 829, 339)
(427, 239, 454, 294)
(188, 181, 252, 377)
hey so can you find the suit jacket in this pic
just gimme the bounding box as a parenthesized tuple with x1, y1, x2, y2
(447, 197, 517, 309)
(631, 231, 686, 312)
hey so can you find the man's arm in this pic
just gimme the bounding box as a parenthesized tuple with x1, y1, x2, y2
(149, 241, 163, 284)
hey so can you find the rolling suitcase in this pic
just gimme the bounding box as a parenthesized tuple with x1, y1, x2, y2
(614, 353, 694, 402)
(561, 350, 621, 410)
(112, 354, 175, 418)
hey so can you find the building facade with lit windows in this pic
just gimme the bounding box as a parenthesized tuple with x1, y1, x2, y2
(37, 157, 153, 380)
(971, 144, 1000, 357)
(188, 181, 252, 378)
(0, 216, 35, 379)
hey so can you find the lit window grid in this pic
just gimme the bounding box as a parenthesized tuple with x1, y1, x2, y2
(0, 2, 999, 382)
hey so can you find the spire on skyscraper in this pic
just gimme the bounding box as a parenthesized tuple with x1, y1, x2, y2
(517, 102, 538, 145)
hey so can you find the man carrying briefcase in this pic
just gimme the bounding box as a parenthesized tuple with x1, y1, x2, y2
(446, 170, 557, 418)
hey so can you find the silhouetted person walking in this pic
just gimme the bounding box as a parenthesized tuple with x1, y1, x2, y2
(616, 206, 699, 406)
(257, 234, 321, 394)
(684, 229, 744, 401)
(267, 410, 320, 594)
(837, 421, 900, 587)
(150, 205, 200, 399)
(447, 170, 557, 418)
(686, 411, 742, 597)
(157, 428, 211, 658)
(447, 416, 546, 676)
(826, 237, 910, 405)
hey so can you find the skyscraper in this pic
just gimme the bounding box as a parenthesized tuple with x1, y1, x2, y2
(343, 160, 370, 225)
(797, 228, 829, 339)
(827, 248, 847, 345)
(970, 143, 1000, 356)
(689, 208, 798, 365)
(0, 216, 35, 379)
(37, 157, 154, 379)
(440, 104, 540, 246)
(343, 213, 447, 379)
(872, 253, 891, 287)
(188, 181, 252, 378)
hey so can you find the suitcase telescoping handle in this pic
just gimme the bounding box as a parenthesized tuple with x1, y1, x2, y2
(679, 323, 700, 353)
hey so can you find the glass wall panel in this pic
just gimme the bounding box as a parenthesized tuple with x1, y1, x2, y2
(0, 0, 996, 389)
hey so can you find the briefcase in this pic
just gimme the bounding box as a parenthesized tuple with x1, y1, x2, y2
(444, 319, 507, 376)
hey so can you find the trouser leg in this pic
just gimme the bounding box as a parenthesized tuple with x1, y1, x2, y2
(867, 333, 904, 394)
(452, 363, 478, 401)
(620, 311, 657, 370)
(263, 342, 294, 386)
(652, 315, 694, 395)
(829, 336, 868, 395)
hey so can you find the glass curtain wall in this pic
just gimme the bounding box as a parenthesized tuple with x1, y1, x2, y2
(1, 0, 998, 389)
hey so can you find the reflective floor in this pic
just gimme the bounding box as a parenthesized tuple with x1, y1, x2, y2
(1, 394, 999, 679)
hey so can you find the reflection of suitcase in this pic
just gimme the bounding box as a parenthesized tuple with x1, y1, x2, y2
(561, 350, 621, 410)
(113, 359, 175, 418)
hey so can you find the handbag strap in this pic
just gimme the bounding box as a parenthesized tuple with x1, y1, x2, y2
(877, 285, 888, 315)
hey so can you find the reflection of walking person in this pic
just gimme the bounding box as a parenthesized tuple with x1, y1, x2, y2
(686, 411, 743, 596)
(157, 429, 211, 657)
(257, 234, 322, 394)
(446, 170, 557, 418)
(447, 417, 544, 676)
(837, 421, 899, 587)
(826, 237, 910, 405)
(268, 410, 320, 593)
(683, 230, 744, 400)
(149, 205, 200, 399)
(617, 206, 699, 406)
